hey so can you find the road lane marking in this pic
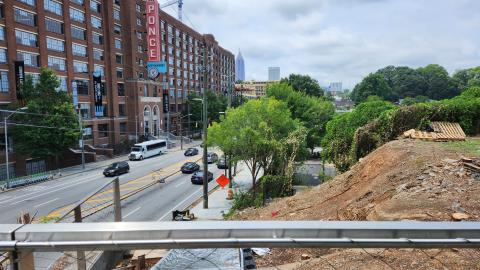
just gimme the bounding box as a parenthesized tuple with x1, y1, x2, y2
(34, 198, 59, 208)
(157, 189, 202, 221)
(124, 207, 141, 219)
(175, 181, 186, 188)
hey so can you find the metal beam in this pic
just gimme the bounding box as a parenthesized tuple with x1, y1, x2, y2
(0, 221, 478, 252)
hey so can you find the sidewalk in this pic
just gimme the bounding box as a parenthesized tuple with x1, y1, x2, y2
(190, 162, 262, 220)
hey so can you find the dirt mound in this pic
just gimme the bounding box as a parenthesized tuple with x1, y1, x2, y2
(234, 139, 480, 268)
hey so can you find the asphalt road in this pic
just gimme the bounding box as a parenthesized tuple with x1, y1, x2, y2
(0, 147, 223, 224)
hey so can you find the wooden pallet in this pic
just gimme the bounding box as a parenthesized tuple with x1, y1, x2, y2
(403, 122, 466, 141)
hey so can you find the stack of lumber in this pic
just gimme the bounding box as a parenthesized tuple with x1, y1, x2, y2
(403, 122, 466, 141)
(462, 157, 480, 174)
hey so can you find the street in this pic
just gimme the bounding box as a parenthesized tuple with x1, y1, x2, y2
(0, 146, 223, 224)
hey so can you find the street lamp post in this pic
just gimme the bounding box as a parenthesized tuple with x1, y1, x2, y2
(3, 107, 27, 188)
(178, 114, 192, 150)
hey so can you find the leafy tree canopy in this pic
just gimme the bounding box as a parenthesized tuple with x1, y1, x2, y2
(10, 68, 80, 162)
(351, 73, 392, 104)
(280, 74, 324, 97)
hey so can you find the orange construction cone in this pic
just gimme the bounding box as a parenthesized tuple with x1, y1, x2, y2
(227, 188, 233, 200)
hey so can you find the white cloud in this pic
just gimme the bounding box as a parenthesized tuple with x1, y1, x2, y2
(163, 0, 480, 88)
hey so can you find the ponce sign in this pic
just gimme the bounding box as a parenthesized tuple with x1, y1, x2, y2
(146, 0, 161, 62)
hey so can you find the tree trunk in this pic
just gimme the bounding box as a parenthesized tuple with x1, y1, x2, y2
(251, 162, 257, 199)
(55, 154, 60, 170)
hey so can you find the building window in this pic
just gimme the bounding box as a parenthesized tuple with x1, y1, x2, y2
(117, 83, 125, 96)
(48, 56, 66, 71)
(17, 51, 39, 67)
(137, 45, 143, 53)
(44, 0, 62, 15)
(113, 9, 120, 21)
(14, 8, 37, 27)
(0, 49, 6, 64)
(92, 32, 103, 45)
(136, 4, 141, 13)
(98, 124, 108, 138)
(91, 16, 102, 29)
(114, 39, 121, 49)
(71, 26, 86, 40)
(136, 17, 141, 26)
(46, 37, 65, 52)
(79, 103, 90, 118)
(114, 24, 121, 35)
(70, 0, 84, 6)
(115, 54, 122, 64)
(120, 122, 127, 134)
(72, 43, 87, 57)
(69, 8, 85, 23)
(83, 126, 93, 139)
(57, 77, 67, 91)
(45, 18, 64, 34)
(74, 79, 89, 95)
(73, 61, 88, 73)
(116, 69, 123, 78)
(118, 104, 126, 117)
(19, 0, 36, 6)
(93, 49, 104, 61)
(0, 26, 4, 41)
(90, 0, 101, 13)
(0, 71, 8, 92)
(94, 64, 104, 76)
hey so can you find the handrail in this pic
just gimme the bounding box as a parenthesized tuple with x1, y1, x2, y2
(0, 221, 478, 252)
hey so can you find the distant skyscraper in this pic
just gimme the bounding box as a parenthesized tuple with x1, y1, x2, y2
(328, 82, 343, 92)
(268, 67, 280, 81)
(235, 50, 245, 81)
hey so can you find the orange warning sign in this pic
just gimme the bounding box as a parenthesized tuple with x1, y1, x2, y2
(216, 174, 230, 188)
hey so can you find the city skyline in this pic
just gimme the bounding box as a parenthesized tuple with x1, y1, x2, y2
(164, 0, 480, 89)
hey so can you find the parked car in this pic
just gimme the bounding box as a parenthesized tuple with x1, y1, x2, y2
(181, 162, 200, 174)
(103, 161, 130, 177)
(184, 147, 199, 156)
(207, 152, 218, 164)
(191, 170, 214, 185)
(217, 156, 228, 169)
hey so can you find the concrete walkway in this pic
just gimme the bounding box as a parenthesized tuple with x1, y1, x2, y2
(190, 162, 262, 220)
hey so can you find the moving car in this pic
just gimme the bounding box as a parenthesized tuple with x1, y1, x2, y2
(191, 170, 214, 185)
(184, 147, 199, 156)
(181, 162, 200, 174)
(103, 161, 130, 177)
(217, 156, 228, 169)
(207, 152, 218, 164)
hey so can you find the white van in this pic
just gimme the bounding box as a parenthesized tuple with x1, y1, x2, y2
(129, 139, 167, 161)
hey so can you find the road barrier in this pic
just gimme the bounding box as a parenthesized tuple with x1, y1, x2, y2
(0, 172, 56, 190)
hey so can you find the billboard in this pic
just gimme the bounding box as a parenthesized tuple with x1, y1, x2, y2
(93, 71, 104, 117)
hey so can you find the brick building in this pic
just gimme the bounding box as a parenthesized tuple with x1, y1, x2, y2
(0, 0, 235, 179)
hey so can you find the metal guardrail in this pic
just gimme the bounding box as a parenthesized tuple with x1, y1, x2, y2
(0, 172, 56, 190)
(0, 221, 479, 252)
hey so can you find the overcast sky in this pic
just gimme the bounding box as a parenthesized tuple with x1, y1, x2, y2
(163, 0, 480, 89)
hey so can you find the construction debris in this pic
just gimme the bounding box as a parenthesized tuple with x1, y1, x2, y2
(403, 122, 466, 141)
(452, 212, 470, 221)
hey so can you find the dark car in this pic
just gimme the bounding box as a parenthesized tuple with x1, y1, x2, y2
(191, 170, 214, 185)
(207, 152, 218, 164)
(181, 162, 200, 174)
(217, 156, 228, 169)
(103, 161, 130, 177)
(184, 147, 199, 156)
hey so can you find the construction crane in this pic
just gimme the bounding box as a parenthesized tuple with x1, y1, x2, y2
(160, 0, 183, 21)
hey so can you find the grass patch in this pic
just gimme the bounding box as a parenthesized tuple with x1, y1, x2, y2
(440, 138, 480, 157)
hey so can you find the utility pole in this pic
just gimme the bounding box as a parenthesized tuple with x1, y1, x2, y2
(202, 40, 209, 209)
(135, 115, 138, 143)
(227, 75, 233, 188)
(166, 110, 170, 148)
(78, 109, 85, 170)
(4, 117, 9, 189)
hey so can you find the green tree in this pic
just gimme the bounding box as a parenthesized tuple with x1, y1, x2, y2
(351, 73, 392, 104)
(377, 66, 427, 100)
(267, 82, 334, 152)
(322, 100, 395, 171)
(10, 68, 80, 167)
(452, 67, 480, 92)
(183, 90, 227, 133)
(417, 64, 458, 100)
(280, 74, 324, 97)
(208, 98, 303, 198)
